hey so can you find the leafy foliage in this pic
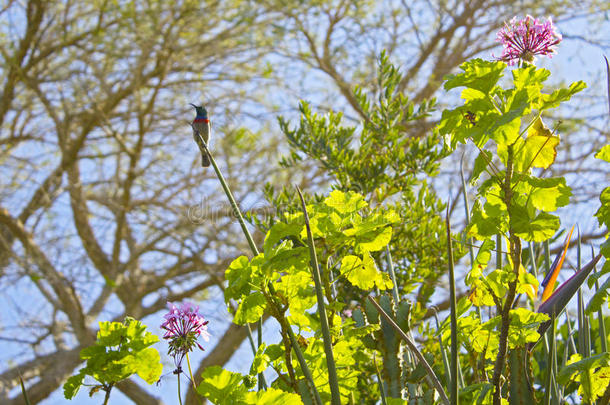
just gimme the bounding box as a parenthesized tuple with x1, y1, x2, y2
(270, 53, 458, 318)
(63, 318, 161, 400)
(558, 353, 610, 403)
(61, 37, 608, 405)
(197, 366, 303, 405)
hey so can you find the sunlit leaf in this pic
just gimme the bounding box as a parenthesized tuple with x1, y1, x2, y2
(596, 145, 610, 162)
(234, 292, 267, 324)
(510, 206, 560, 242)
(444, 59, 506, 94)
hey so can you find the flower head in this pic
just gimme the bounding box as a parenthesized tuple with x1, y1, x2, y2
(161, 301, 210, 370)
(495, 15, 562, 66)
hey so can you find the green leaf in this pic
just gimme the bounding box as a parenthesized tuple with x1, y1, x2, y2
(97, 321, 129, 347)
(507, 308, 549, 348)
(588, 260, 610, 288)
(486, 269, 512, 299)
(63, 318, 161, 399)
(517, 176, 572, 212)
(467, 200, 507, 240)
(245, 388, 304, 404)
(539, 81, 587, 110)
(510, 206, 560, 242)
(234, 292, 267, 324)
(471, 150, 494, 184)
(264, 219, 303, 255)
(340, 253, 392, 290)
(249, 344, 270, 375)
(595, 187, 610, 230)
(468, 239, 495, 283)
(350, 223, 393, 253)
(263, 244, 308, 273)
(197, 366, 248, 403)
(602, 239, 610, 259)
(595, 145, 610, 163)
(276, 271, 316, 329)
(585, 275, 610, 314)
(514, 134, 559, 171)
(224, 256, 253, 301)
(512, 65, 550, 91)
(444, 59, 506, 94)
(80, 344, 105, 359)
(63, 371, 85, 399)
(132, 347, 162, 384)
(324, 190, 367, 214)
(557, 353, 610, 402)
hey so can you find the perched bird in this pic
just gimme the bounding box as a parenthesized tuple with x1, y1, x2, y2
(190, 103, 211, 167)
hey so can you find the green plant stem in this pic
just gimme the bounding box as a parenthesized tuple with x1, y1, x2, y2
(296, 187, 341, 405)
(257, 317, 264, 391)
(199, 133, 259, 256)
(385, 245, 400, 305)
(460, 155, 475, 265)
(285, 325, 323, 405)
(491, 145, 521, 405)
(368, 296, 450, 405)
(103, 386, 111, 405)
(18, 374, 31, 405)
(176, 373, 183, 405)
(186, 353, 201, 404)
(373, 354, 388, 405)
(196, 133, 323, 400)
(445, 206, 459, 405)
(194, 131, 268, 389)
(595, 270, 608, 353)
(543, 313, 556, 405)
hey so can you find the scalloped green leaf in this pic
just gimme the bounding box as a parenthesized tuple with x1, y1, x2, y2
(516, 134, 559, 171)
(324, 189, 367, 214)
(467, 200, 507, 240)
(595, 145, 610, 162)
(224, 255, 254, 301)
(444, 59, 506, 94)
(246, 388, 304, 404)
(585, 275, 610, 314)
(595, 187, 610, 230)
(234, 292, 267, 324)
(340, 253, 392, 290)
(511, 206, 560, 242)
(63, 371, 85, 399)
(512, 65, 550, 90)
(132, 347, 162, 384)
(514, 176, 572, 212)
(197, 366, 247, 402)
(558, 353, 610, 403)
(264, 220, 303, 255)
(539, 81, 587, 110)
(507, 308, 549, 349)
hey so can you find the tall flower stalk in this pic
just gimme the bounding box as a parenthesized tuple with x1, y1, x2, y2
(162, 301, 210, 404)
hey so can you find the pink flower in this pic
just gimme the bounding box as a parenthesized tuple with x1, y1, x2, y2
(494, 15, 562, 65)
(161, 301, 210, 370)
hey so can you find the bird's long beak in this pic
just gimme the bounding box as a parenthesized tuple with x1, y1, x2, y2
(189, 103, 197, 108)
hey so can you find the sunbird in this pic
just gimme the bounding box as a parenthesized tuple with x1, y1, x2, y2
(190, 104, 211, 167)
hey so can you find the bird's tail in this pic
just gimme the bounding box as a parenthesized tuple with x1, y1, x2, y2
(201, 152, 210, 167)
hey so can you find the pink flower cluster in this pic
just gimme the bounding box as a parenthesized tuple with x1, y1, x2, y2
(161, 301, 210, 369)
(495, 15, 562, 65)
